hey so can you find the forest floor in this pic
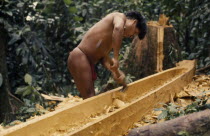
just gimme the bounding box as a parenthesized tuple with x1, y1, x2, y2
(123, 74, 210, 135)
(0, 74, 209, 135)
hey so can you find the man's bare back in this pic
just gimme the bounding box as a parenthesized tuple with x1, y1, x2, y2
(68, 11, 147, 99)
(78, 12, 126, 64)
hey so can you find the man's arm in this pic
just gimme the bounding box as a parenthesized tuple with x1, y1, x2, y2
(111, 14, 125, 70)
(101, 55, 113, 71)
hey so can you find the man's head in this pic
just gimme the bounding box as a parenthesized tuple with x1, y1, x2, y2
(124, 11, 147, 40)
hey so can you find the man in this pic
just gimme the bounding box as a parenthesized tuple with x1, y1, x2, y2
(68, 11, 147, 99)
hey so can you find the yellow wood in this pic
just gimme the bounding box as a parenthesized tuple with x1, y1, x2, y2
(0, 60, 196, 136)
(157, 26, 164, 72)
(158, 14, 169, 26)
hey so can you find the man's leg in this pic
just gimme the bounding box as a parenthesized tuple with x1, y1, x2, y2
(67, 48, 95, 99)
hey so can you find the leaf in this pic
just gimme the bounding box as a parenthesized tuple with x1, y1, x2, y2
(0, 73, 3, 87)
(26, 108, 36, 113)
(64, 0, 72, 5)
(35, 86, 42, 91)
(22, 56, 29, 64)
(73, 16, 83, 21)
(8, 34, 21, 45)
(204, 57, 210, 62)
(34, 90, 40, 96)
(17, 2, 24, 8)
(69, 7, 77, 13)
(24, 74, 32, 85)
(23, 99, 31, 106)
(154, 108, 165, 111)
(82, 9, 87, 16)
(178, 131, 189, 136)
(6, 11, 13, 16)
(21, 26, 31, 34)
(168, 105, 178, 113)
(158, 110, 168, 120)
(15, 86, 27, 95)
(22, 88, 32, 97)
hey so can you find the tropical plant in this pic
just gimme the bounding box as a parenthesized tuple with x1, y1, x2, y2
(157, 91, 210, 120)
(0, 0, 209, 124)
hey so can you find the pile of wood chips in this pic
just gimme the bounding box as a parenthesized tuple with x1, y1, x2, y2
(130, 74, 210, 129)
(54, 94, 83, 110)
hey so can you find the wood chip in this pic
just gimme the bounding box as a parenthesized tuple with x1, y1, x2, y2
(41, 93, 65, 101)
(113, 99, 126, 108)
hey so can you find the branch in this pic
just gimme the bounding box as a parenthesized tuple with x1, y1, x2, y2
(196, 65, 210, 73)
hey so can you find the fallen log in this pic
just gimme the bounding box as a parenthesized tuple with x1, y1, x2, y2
(127, 109, 210, 136)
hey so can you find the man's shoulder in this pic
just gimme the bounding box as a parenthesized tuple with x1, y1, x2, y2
(108, 12, 125, 17)
(104, 12, 126, 21)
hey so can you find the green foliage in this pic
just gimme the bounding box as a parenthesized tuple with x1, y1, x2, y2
(156, 103, 185, 120)
(15, 99, 46, 122)
(159, 0, 210, 68)
(157, 91, 210, 120)
(0, 0, 209, 124)
(15, 74, 43, 104)
(0, 0, 79, 96)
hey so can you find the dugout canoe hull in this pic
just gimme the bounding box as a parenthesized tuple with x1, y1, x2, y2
(0, 60, 196, 136)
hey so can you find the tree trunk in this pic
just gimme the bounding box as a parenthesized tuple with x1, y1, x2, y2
(127, 109, 210, 136)
(0, 25, 22, 123)
(0, 25, 13, 123)
(122, 16, 181, 80)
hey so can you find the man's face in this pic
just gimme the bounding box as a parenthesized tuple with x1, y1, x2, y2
(127, 27, 139, 38)
(124, 19, 140, 38)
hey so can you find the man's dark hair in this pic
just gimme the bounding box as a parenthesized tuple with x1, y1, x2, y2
(125, 11, 147, 40)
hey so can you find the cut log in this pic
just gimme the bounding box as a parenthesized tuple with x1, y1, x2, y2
(127, 109, 210, 136)
(122, 15, 181, 79)
(163, 25, 181, 70)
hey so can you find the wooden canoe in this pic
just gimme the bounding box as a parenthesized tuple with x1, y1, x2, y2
(0, 60, 196, 136)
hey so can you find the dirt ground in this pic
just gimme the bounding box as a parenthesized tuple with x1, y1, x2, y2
(124, 74, 210, 135)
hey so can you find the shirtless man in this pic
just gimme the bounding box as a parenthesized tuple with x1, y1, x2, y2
(68, 11, 147, 99)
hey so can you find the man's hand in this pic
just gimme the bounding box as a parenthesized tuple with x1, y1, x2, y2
(110, 58, 119, 72)
(112, 70, 125, 85)
(102, 56, 126, 85)
(101, 56, 118, 71)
